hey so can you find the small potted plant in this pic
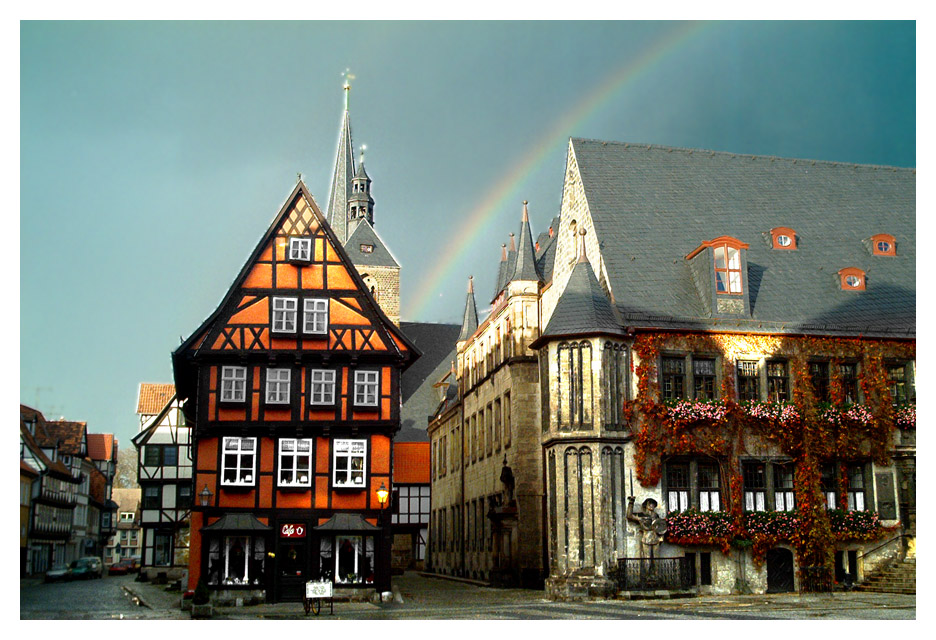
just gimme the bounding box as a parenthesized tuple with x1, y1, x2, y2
(191, 579, 212, 619)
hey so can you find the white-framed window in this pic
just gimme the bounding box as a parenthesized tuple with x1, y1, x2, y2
(333, 439, 367, 488)
(288, 237, 312, 262)
(221, 366, 247, 402)
(310, 369, 336, 405)
(221, 437, 256, 486)
(303, 298, 328, 334)
(278, 438, 313, 487)
(120, 512, 134, 522)
(354, 370, 379, 407)
(265, 368, 291, 404)
(272, 297, 298, 333)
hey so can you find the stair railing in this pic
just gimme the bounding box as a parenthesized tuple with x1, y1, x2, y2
(857, 534, 910, 565)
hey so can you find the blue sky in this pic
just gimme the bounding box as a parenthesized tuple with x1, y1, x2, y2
(20, 21, 915, 448)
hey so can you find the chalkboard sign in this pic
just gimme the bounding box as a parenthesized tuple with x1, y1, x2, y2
(305, 580, 333, 599)
(875, 472, 897, 520)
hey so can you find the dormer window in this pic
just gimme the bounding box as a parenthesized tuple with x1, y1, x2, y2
(770, 227, 797, 250)
(838, 267, 866, 291)
(360, 244, 374, 254)
(288, 237, 311, 262)
(871, 233, 896, 256)
(714, 244, 743, 294)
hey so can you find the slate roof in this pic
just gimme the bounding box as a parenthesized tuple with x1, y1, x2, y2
(457, 278, 479, 342)
(393, 442, 430, 484)
(535, 255, 628, 346)
(136, 383, 176, 415)
(315, 512, 380, 531)
(398, 321, 460, 442)
(535, 216, 560, 283)
(344, 218, 400, 268)
(326, 107, 355, 244)
(571, 138, 916, 337)
(510, 202, 542, 282)
(203, 512, 272, 532)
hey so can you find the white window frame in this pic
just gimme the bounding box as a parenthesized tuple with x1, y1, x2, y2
(303, 298, 329, 335)
(310, 369, 336, 406)
(278, 438, 313, 487)
(265, 368, 291, 404)
(221, 437, 257, 486)
(332, 439, 367, 488)
(288, 237, 312, 262)
(221, 366, 247, 402)
(272, 297, 298, 333)
(354, 370, 379, 407)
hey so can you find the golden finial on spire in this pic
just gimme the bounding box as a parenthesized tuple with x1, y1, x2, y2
(360, 144, 366, 164)
(342, 68, 355, 110)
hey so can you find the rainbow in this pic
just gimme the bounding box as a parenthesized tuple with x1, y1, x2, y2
(406, 21, 713, 320)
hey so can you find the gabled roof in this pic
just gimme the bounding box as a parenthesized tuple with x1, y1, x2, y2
(345, 218, 399, 268)
(20, 409, 74, 480)
(44, 420, 87, 456)
(136, 383, 176, 415)
(570, 138, 916, 337)
(398, 322, 459, 442)
(132, 393, 181, 447)
(87, 433, 116, 462)
(393, 442, 430, 483)
(172, 181, 420, 402)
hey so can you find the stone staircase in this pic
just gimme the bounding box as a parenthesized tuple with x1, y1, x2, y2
(858, 557, 915, 595)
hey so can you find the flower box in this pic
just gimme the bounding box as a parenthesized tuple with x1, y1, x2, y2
(665, 399, 728, 425)
(741, 401, 801, 426)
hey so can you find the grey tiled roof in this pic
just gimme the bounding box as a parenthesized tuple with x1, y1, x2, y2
(344, 219, 399, 268)
(535, 216, 560, 283)
(326, 109, 355, 244)
(572, 139, 916, 337)
(398, 322, 460, 442)
(538, 257, 628, 342)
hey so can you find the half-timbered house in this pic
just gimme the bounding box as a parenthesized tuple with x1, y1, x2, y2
(173, 180, 418, 603)
(132, 388, 192, 580)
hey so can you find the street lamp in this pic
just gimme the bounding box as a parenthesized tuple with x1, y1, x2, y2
(199, 485, 213, 507)
(376, 482, 389, 509)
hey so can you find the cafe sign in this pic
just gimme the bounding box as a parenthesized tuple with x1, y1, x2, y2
(280, 523, 306, 538)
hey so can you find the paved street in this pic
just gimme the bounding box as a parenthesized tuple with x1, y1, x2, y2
(20, 574, 172, 620)
(20, 572, 916, 620)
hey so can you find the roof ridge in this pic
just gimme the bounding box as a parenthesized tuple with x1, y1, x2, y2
(570, 137, 915, 172)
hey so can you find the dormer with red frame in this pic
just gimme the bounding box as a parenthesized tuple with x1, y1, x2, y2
(172, 180, 419, 601)
(869, 233, 897, 256)
(838, 267, 867, 291)
(686, 235, 752, 317)
(769, 227, 798, 250)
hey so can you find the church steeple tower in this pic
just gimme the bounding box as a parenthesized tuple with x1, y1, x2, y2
(326, 74, 356, 244)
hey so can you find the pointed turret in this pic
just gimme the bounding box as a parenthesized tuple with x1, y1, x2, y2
(493, 243, 508, 301)
(347, 151, 375, 235)
(457, 276, 479, 342)
(510, 201, 541, 283)
(326, 81, 356, 244)
(532, 229, 626, 346)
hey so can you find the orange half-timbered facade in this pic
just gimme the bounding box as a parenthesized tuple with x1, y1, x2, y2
(173, 181, 418, 602)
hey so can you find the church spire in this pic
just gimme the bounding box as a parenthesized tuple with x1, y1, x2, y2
(457, 276, 479, 342)
(326, 73, 356, 244)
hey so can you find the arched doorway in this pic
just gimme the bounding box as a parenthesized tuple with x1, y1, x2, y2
(766, 548, 795, 593)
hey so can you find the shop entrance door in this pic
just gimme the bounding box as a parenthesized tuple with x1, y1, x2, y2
(277, 538, 308, 602)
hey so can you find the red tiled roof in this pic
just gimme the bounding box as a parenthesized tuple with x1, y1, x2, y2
(137, 383, 176, 415)
(392, 442, 429, 484)
(87, 433, 116, 461)
(45, 421, 87, 455)
(21, 459, 39, 477)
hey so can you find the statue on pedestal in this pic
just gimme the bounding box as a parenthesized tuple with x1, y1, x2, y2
(626, 496, 667, 559)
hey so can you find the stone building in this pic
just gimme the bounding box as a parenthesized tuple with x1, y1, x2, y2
(428, 138, 915, 598)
